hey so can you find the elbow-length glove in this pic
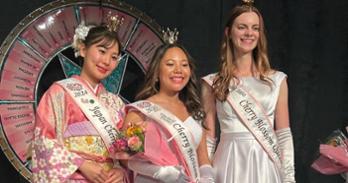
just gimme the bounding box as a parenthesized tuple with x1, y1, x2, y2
(128, 159, 189, 183)
(276, 127, 296, 183)
(198, 164, 215, 183)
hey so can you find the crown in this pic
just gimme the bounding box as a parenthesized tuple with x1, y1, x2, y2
(106, 13, 124, 33)
(162, 27, 179, 44)
(241, 0, 254, 6)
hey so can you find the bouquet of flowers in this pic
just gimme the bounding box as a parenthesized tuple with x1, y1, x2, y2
(109, 123, 145, 159)
(311, 127, 348, 180)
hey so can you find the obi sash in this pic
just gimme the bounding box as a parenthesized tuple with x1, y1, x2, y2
(127, 100, 200, 181)
(203, 74, 282, 171)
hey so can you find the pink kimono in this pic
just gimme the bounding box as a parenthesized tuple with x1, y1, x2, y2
(31, 75, 125, 182)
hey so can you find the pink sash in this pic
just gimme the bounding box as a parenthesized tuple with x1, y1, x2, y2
(127, 100, 200, 181)
(203, 74, 282, 171)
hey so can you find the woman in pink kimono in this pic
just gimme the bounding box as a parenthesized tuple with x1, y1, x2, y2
(124, 30, 215, 183)
(31, 18, 127, 183)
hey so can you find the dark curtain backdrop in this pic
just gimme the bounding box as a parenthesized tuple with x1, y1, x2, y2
(0, 0, 348, 183)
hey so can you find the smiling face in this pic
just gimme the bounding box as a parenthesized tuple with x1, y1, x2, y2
(229, 11, 260, 55)
(79, 39, 120, 86)
(157, 47, 191, 94)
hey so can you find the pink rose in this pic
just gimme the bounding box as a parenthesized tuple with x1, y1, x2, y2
(112, 138, 128, 152)
(128, 136, 142, 151)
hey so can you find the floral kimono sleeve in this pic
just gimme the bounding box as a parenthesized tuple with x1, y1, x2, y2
(99, 90, 125, 130)
(31, 85, 84, 183)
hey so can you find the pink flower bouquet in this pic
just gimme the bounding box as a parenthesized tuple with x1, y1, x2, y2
(109, 124, 145, 159)
(311, 128, 348, 176)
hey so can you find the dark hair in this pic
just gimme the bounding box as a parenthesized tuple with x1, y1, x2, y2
(213, 5, 272, 101)
(83, 25, 122, 52)
(136, 43, 205, 121)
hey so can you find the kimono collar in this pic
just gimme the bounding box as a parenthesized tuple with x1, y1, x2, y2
(72, 75, 101, 94)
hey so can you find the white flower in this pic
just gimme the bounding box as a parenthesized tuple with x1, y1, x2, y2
(49, 169, 59, 179)
(72, 21, 94, 57)
(38, 158, 47, 168)
(59, 168, 71, 177)
(49, 155, 60, 166)
(34, 127, 41, 138)
(42, 137, 55, 149)
(38, 170, 48, 181)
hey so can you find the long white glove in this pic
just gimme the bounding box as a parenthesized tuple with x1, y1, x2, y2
(128, 159, 189, 183)
(276, 127, 296, 183)
(198, 164, 215, 183)
(206, 136, 216, 161)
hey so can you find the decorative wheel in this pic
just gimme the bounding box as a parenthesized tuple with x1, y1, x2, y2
(0, 0, 163, 181)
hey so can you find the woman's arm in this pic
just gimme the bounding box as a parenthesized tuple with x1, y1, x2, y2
(274, 78, 296, 183)
(197, 132, 211, 165)
(196, 81, 217, 183)
(275, 78, 290, 130)
(202, 82, 217, 138)
(197, 131, 215, 183)
(32, 85, 86, 182)
(201, 81, 217, 160)
(123, 110, 146, 128)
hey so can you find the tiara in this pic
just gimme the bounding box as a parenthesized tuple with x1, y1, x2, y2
(106, 13, 124, 33)
(162, 27, 179, 44)
(241, 0, 254, 6)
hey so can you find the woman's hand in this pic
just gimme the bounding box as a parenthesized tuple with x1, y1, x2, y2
(152, 165, 190, 183)
(105, 167, 126, 183)
(79, 160, 109, 183)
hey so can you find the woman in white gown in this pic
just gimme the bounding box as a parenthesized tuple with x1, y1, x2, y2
(202, 1, 296, 183)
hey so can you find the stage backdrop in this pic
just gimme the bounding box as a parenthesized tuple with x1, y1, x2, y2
(0, 0, 347, 183)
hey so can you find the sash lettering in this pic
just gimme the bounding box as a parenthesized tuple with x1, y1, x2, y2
(128, 101, 200, 181)
(203, 74, 282, 171)
(58, 78, 118, 153)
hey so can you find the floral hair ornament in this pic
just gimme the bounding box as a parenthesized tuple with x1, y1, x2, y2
(72, 21, 95, 57)
(106, 12, 124, 62)
(241, 0, 254, 7)
(106, 12, 124, 33)
(162, 27, 179, 44)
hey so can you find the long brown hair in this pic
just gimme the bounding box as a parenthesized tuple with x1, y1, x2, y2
(136, 43, 205, 121)
(213, 5, 272, 101)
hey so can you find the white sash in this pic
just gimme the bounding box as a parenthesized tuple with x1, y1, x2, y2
(128, 100, 200, 181)
(58, 78, 119, 153)
(203, 74, 282, 170)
